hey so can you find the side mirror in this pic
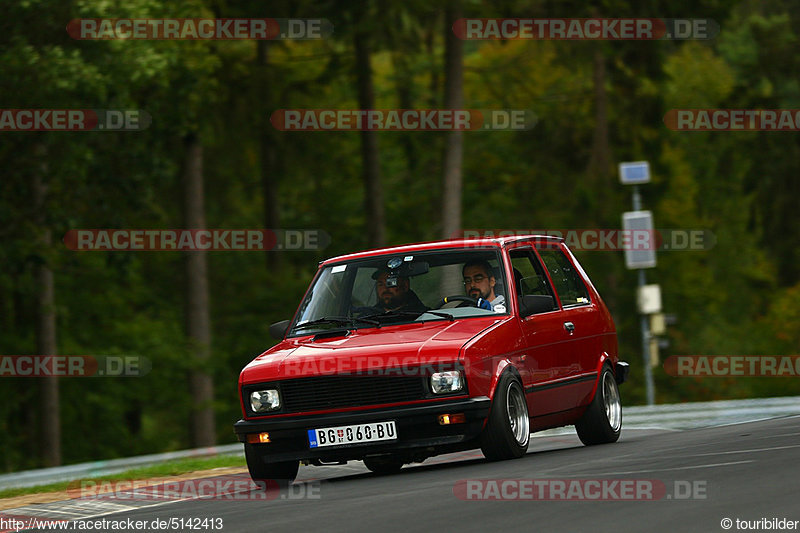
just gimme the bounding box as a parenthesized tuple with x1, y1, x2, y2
(269, 319, 291, 340)
(519, 295, 555, 317)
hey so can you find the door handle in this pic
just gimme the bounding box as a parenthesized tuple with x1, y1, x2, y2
(564, 321, 575, 334)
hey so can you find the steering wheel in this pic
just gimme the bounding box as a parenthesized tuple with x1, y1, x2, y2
(435, 295, 480, 309)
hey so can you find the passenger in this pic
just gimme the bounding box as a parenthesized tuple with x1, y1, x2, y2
(372, 270, 428, 313)
(462, 260, 506, 312)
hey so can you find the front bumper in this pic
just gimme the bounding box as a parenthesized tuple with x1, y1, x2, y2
(234, 397, 491, 463)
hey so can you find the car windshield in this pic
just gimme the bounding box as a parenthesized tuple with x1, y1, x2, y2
(288, 248, 509, 336)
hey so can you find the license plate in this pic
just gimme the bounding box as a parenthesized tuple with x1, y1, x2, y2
(308, 421, 397, 448)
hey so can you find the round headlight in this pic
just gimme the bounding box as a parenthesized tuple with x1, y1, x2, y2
(431, 371, 464, 394)
(250, 389, 281, 413)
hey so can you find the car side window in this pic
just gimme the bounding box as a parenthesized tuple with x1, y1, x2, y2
(509, 249, 557, 312)
(535, 247, 591, 307)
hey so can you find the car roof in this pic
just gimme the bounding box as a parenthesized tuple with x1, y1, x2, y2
(320, 235, 564, 265)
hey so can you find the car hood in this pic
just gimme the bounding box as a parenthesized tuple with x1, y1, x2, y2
(240, 317, 506, 383)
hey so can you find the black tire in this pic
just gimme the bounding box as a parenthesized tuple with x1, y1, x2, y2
(480, 372, 530, 460)
(244, 443, 299, 487)
(575, 366, 622, 445)
(363, 455, 405, 475)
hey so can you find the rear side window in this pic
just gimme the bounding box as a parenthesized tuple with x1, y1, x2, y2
(509, 249, 557, 312)
(535, 247, 591, 307)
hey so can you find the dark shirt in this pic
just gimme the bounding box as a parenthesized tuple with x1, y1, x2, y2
(375, 290, 428, 314)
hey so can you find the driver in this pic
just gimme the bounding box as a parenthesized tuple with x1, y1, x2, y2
(372, 269, 428, 313)
(462, 260, 506, 313)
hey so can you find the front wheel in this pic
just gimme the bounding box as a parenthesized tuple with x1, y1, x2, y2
(575, 366, 622, 445)
(244, 443, 299, 486)
(480, 372, 530, 460)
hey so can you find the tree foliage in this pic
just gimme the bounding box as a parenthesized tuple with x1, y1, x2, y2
(0, 0, 798, 469)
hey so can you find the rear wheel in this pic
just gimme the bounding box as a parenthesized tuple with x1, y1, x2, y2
(480, 372, 530, 460)
(244, 443, 299, 487)
(575, 366, 622, 445)
(363, 454, 405, 475)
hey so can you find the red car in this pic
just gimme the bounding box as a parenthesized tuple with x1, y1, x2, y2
(234, 236, 628, 484)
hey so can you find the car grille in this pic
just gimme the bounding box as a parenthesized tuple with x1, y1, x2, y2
(279, 375, 428, 413)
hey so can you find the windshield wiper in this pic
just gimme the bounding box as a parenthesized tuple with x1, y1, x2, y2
(360, 310, 454, 322)
(359, 310, 423, 321)
(421, 310, 455, 321)
(293, 316, 381, 331)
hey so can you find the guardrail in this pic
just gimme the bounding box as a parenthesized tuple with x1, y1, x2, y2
(623, 395, 800, 429)
(2, 395, 799, 491)
(0, 443, 243, 490)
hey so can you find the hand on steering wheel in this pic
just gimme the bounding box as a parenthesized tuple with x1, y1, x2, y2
(436, 295, 492, 310)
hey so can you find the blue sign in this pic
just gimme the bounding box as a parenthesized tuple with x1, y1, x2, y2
(619, 161, 650, 184)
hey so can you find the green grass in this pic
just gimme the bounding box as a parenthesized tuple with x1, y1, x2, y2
(0, 454, 246, 500)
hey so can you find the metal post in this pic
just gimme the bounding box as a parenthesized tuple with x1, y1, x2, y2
(632, 185, 655, 405)
(638, 270, 655, 405)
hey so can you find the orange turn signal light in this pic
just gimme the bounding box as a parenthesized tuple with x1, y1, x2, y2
(438, 413, 466, 425)
(247, 432, 271, 444)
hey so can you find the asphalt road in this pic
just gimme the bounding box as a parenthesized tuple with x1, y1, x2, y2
(22, 413, 800, 533)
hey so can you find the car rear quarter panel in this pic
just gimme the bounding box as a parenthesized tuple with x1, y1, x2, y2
(560, 244, 619, 404)
(562, 244, 619, 372)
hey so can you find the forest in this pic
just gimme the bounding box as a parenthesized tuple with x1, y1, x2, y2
(1, 0, 798, 471)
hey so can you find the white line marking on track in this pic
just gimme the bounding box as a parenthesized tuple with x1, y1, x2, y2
(679, 443, 800, 458)
(582, 460, 754, 476)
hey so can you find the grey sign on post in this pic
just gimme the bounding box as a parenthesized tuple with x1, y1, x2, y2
(622, 210, 656, 269)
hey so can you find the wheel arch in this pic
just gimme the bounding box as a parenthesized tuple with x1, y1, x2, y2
(488, 358, 523, 401)
(588, 352, 615, 398)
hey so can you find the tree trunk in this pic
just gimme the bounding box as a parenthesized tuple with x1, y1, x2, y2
(424, 15, 442, 233)
(426, 17, 440, 108)
(354, 30, 386, 247)
(441, 0, 464, 239)
(392, 52, 418, 178)
(258, 41, 280, 268)
(183, 134, 215, 448)
(33, 141, 61, 466)
(587, 49, 610, 182)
